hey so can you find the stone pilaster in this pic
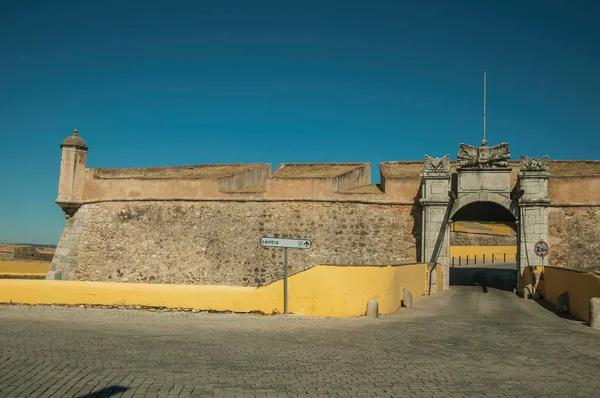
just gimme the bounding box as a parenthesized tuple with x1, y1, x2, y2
(420, 155, 452, 293)
(517, 158, 550, 290)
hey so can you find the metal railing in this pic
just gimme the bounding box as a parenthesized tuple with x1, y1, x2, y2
(451, 252, 513, 267)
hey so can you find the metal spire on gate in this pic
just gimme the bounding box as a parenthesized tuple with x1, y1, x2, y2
(483, 69, 487, 146)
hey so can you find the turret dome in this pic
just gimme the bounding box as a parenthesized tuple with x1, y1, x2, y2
(60, 129, 88, 150)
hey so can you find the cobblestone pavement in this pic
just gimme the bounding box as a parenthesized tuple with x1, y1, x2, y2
(1, 287, 599, 398)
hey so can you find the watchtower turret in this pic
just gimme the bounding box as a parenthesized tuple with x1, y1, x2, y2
(57, 129, 88, 218)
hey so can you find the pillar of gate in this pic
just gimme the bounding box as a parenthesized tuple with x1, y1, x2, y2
(517, 156, 550, 292)
(420, 155, 452, 293)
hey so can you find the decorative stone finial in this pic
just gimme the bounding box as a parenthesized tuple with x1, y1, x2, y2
(424, 155, 450, 174)
(457, 142, 510, 168)
(520, 155, 549, 172)
(60, 129, 88, 150)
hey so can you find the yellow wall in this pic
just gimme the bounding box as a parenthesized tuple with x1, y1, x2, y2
(0, 263, 428, 318)
(540, 266, 600, 322)
(0, 261, 50, 277)
(452, 222, 515, 236)
(450, 246, 516, 262)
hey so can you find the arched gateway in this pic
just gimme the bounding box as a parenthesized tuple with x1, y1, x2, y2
(421, 140, 550, 293)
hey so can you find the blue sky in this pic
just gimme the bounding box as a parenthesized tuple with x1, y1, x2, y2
(1, 0, 599, 245)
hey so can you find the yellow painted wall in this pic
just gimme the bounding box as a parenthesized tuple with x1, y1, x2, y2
(0, 263, 428, 318)
(449, 246, 516, 262)
(451, 222, 515, 236)
(540, 266, 600, 322)
(0, 261, 50, 276)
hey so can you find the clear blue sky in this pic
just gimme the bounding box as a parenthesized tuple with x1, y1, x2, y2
(1, 0, 599, 245)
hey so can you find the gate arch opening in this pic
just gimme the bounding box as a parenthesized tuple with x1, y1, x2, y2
(449, 201, 518, 292)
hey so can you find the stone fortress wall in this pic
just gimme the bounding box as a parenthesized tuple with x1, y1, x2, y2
(547, 162, 600, 272)
(48, 130, 600, 284)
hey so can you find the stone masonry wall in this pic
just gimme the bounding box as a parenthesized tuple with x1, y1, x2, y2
(47, 204, 95, 280)
(549, 207, 600, 272)
(13, 246, 54, 262)
(451, 232, 516, 246)
(71, 201, 418, 286)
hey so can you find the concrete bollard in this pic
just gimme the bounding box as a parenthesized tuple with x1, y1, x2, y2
(366, 299, 379, 319)
(590, 297, 600, 330)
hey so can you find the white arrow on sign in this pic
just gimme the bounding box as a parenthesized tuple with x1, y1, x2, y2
(260, 237, 312, 249)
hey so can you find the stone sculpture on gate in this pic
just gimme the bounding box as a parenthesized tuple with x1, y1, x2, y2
(457, 141, 510, 168)
(519, 155, 549, 172)
(424, 155, 450, 174)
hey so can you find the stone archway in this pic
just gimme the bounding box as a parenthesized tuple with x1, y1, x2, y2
(448, 200, 518, 291)
(420, 141, 550, 295)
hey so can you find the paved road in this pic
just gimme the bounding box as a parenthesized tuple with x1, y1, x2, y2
(1, 287, 599, 398)
(450, 264, 518, 291)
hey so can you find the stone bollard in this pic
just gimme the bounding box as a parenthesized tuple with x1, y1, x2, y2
(366, 299, 378, 319)
(402, 288, 413, 308)
(590, 297, 600, 330)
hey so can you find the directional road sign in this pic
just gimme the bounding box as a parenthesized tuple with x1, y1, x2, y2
(260, 237, 312, 249)
(260, 236, 312, 315)
(534, 240, 549, 258)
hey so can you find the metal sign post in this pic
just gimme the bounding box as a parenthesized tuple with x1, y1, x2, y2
(260, 237, 312, 314)
(284, 247, 288, 314)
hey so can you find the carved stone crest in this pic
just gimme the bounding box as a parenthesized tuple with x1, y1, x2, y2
(520, 155, 549, 172)
(457, 141, 510, 168)
(424, 155, 450, 173)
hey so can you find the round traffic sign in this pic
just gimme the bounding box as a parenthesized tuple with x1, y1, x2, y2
(534, 240, 549, 258)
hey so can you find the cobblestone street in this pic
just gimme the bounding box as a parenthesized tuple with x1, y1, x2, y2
(1, 287, 599, 397)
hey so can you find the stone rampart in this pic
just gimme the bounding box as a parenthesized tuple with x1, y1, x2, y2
(451, 232, 516, 247)
(50, 128, 600, 283)
(59, 201, 417, 286)
(13, 247, 53, 262)
(548, 207, 600, 272)
(0, 253, 13, 260)
(546, 161, 600, 271)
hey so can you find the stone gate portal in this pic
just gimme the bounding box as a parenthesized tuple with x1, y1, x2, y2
(421, 140, 550, 293)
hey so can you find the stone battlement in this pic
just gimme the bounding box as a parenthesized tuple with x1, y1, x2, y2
(56, 136, 600, 217)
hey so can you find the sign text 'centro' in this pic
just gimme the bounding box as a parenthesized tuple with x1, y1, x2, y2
(260, 237, 312, 249)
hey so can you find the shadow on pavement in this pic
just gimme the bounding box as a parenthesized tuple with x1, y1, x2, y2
(532, 297, 587, 324)
(450, 267, 517, 292)
(76, 386, 129, 398)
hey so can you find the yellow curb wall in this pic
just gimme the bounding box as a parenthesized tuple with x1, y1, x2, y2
(0, 263, 428, 318)
(539, 266, 600, 322)
(0, 261, 50, 277)
(0, 260, 50, 277)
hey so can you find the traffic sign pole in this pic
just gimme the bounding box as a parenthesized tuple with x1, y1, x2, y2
(284, 247, 288, 314)
(260, 236, 311, 315)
